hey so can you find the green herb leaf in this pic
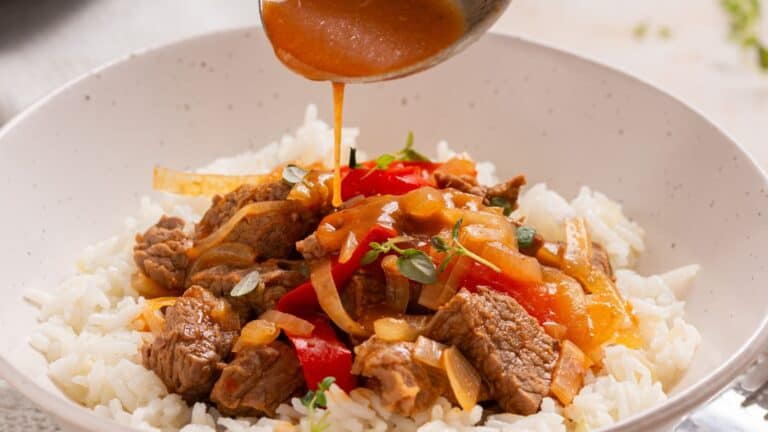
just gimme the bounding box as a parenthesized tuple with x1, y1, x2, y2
(399, 131, 431, 162)
(430, 236, 450, 252)
(348, 146, 358, 169)
(488, 196, 513, 216)
(230, 270, 261, 297)
(516, 226, 537, 249)
(396, 251, 437, 284)
(318, 376, 336, 391)
(451, 218, 463, 240)
(361, 249, 381, 265)
(301, 390, 316, 408)
(283, 164, 308, 184)
(375, 153, 396, 169)
(721, 0, 768, 71)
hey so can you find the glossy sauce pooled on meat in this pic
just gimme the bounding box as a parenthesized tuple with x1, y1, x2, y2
(261, 0, 467, 207)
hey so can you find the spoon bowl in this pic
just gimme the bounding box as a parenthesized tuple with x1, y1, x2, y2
(258, 0, 512, 83)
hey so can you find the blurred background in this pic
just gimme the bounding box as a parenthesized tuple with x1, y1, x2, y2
(0, 0, 766, 430)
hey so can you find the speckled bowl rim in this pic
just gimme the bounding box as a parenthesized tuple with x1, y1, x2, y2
(1, 26, 767, 432)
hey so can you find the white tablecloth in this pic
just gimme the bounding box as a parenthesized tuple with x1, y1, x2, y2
(1, 0, 766, 430)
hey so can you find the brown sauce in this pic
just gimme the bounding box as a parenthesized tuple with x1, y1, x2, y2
(261, 0, 467, 207)
(261, 0, 466, 80)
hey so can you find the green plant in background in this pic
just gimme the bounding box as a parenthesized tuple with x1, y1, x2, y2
(722, 0, 768, 70)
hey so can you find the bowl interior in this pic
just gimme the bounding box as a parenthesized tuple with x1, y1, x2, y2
(1, 28, 767, 431)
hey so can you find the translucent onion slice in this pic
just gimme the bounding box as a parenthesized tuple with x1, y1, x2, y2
(188, 200, 301, 259)
(153, 166, 280, 196)
(413, 336, 448, 369)
(211, 299, 241, 331)
(373, 317, 419, 342)
(310, 258, 368, 336)
(381, 255, 411, 314)
(442, 346, 482, 411)
(232, 319, 280, 352)
(131, 297, 178, 333)
(131, 271, 180, 298)
(542, 321, 568, 340)
(260, 309, 315, 337)
(403, 315, 431, 332)
(550, 340, 591, 405)
(338, 232, 359, 264)
(186, 242, 256, 282)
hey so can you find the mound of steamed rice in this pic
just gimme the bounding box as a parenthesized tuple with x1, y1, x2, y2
(25, 105, 701, 432)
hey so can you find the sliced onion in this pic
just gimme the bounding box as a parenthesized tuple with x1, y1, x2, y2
(373, 317, 419, 342)
(403, 315, 431, 332)
(381, 255, 411, 314)
(188, 200, 301, 259)
(542, 321, 568, 340)
(153, 166, 279, 196)
(186, 242, 256, 282)
(550, 340, 591, 405)
(310, 258, 368, 336)
(413, 336, 447, 369)
(233, 319, 280, 352)
(131, 297, 178, 333)
(211, 299, 240, 331)
(442, 346, 482, 411)
(260, 309, 315, 337)
(338, 232, 359, 264)
(131, 271, 180, 298)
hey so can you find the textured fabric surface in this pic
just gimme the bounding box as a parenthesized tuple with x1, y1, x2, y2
(0, 380, 60, 431)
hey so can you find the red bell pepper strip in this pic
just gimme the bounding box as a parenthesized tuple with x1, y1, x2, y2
(341, 161, 440, 201)
(459, 260, 555, 324)
(277, 224, 398, 314)
(285, 315, 356, 392)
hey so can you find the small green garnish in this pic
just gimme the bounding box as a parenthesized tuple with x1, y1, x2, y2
(301, 376, 335, 432)
(361, 236, 437, 284)
(516, 226, 537, 250)
(431, 219, 502, 273)
(229, 270, 262, 297)
(370, 132, 431, 171)
(488, 196, 513, 216)
(721, 0, 768, 70)
(282, 164, 309, 184)
(658, 26, 672, 40)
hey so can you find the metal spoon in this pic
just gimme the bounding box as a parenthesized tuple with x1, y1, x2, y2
(258, 0, 513, 84)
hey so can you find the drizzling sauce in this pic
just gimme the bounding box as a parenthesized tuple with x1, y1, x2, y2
(332, 82, 345, 207)
(261, 0, 467, 206)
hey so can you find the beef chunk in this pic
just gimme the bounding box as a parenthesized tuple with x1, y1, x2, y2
(141, 286, 240, 402)
(195, 182, 316, 259)
(342, 269, 387, 320)
(352, 337, 449, 416)
(189, 260, 306, 321)
(296, 232, 327, 261)
(424, 288, 558, 415)
(211, 341, 304, 417)
(433, 172, 486, 196)
(134, 216, 190, 292)
(434, 173, 526, 211)
(484, 176, 526, 210)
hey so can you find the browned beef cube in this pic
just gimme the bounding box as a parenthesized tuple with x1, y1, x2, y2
(134, 216, 190, 292)
(424, 288, 558, 415)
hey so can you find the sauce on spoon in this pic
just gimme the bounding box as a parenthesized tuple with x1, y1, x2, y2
(261, 0, 466, 206)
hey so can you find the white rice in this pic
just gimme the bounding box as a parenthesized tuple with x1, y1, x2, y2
(27, 105, 701, 432)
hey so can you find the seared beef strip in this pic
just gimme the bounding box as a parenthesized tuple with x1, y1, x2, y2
(189, 260, 306, 321)
(134, 216, 191, 292)
(141, 286, 240, 403)
(434, 173, 526, 211)
(195, 182, 317, 259)
(211, 341, 304, 417)
(424, 288, 558, 415)
(352, 337, 450, 416)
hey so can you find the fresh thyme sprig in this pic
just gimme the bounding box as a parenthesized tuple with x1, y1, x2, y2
(430, 219, 502, 273)
(301, 376, 335, 432)
(361, 236, 436, 284)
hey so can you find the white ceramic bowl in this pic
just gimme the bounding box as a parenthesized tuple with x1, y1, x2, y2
(1, 28, 767, 432)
